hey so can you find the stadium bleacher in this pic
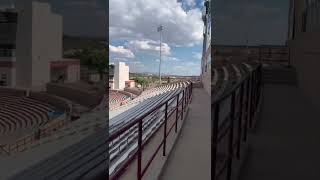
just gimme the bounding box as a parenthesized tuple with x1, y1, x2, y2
(0, 89, 58, 135)
(109, 91, 131, 110)
(109, 81, 190, 176)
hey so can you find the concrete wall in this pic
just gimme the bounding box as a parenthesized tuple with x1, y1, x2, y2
(288, 0, 320, 110)
(31, 2, 62, 91)
(288, 33, 320, 110)
(15, 1, 33, 88)
(15, 1, 62, 91)
(67, 64, 80, 83)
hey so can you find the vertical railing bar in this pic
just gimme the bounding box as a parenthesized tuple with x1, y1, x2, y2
(212, 103, 220, 180)
(243, 77, 250, 142)
(227, 92, 236, 180)
(175, 94, 179, 133)
(163, 102, 168, 156)
(250, 71, 256, 128)
(181, 90, 185, 120)
(137, 119, 143, 180)
(248, 74, 254, 128)
(237, 83, 244, 159)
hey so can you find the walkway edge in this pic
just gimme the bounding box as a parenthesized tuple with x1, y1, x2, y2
(156, 108, 190, 180)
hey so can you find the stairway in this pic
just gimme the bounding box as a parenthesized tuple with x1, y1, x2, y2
(262, 65, 297, 85)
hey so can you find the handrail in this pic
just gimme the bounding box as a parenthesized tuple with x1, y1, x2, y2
(109, 82, 190, 138)
(0, 115, 68, 155)
(108, 81, 193, 180)
(211, 64, 263, 180)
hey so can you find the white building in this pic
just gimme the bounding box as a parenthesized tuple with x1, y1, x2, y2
(0, 1, 80, 91)
(113, 61, 129, 90)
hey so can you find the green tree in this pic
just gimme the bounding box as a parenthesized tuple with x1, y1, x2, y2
(64, 48, 108, 80)
(134, 77, 148, 91)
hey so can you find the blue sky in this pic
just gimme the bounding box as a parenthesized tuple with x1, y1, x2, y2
(109, 0, 204, 76)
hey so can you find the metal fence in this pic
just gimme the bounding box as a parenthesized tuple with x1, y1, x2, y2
(212, 65, 262, 180)
(109, 82, 193, 180)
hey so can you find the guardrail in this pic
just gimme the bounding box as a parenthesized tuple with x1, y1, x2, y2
(109, 82, 193, 180)
(212, 65, 262, 180)
(0, 116, 68, 155)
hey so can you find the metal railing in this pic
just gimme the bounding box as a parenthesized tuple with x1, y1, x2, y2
(212, 64, 262, 180)
(0, 116, 68, 155)
(108, 82, 193, 180)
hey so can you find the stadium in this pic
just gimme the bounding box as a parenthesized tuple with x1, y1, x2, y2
(107, 0, 211, 179)
(108, 77, 193, 179)
(0, 2, 108, 179)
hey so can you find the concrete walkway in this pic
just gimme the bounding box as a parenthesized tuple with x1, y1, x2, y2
(159, 88, 211, 180)
(240, 85, 320, 179)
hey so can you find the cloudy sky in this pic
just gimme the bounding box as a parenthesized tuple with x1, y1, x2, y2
(109, 0, 204, 76)
(0, 0, 107, 37)
(214, 0, 290, 45)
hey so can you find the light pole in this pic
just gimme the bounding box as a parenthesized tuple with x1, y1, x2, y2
(157, 25, 163, 85)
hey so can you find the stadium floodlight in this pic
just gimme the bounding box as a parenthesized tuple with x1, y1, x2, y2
(157, 25, 163, 85)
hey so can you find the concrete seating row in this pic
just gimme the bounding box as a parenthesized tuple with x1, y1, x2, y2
(0, 92, 56, 135)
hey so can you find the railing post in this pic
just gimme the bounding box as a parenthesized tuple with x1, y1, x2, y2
(185, 89, 187, 111)
(137, 119, 143, 180)
(257, 66, 262, 106)
(163, 102, 168, 156)
(181, 90, 185, 120)
(248, 73, 254, 128)
(185, 88, 188, 108)
(227, 92, 236, 180)
(175, 94, 179, 133)
(212, 103, 220, 180)
(237, 83, 244, 159)
(250, 71, 256, 128)
(243, 77, 250, 142)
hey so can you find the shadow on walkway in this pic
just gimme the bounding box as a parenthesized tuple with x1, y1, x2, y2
(239, 84, 320, 180)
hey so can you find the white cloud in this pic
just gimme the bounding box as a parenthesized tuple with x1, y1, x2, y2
(128, 60, 142, 64)
(155, 56, 181, 62)
(109, 0, 203, 46)
(127, 40, 171, 56)
(172, 60, 201, 75)
(165, 56, 181, 62)
(185, 0, 196, 7)
(109, 45, 135, 58)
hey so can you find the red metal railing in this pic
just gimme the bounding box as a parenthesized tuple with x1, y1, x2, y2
(212, 65, 262, 180)
(0, 117, 68, 155)
(109, 82, 193, 180)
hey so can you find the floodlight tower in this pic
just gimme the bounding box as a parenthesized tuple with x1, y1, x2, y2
(157, 25, 163, 85)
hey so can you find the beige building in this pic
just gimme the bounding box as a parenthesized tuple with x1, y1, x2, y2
(201, 0, 211, 95)
(0, 1, 80, 91)
(109, 62, 130, 90)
